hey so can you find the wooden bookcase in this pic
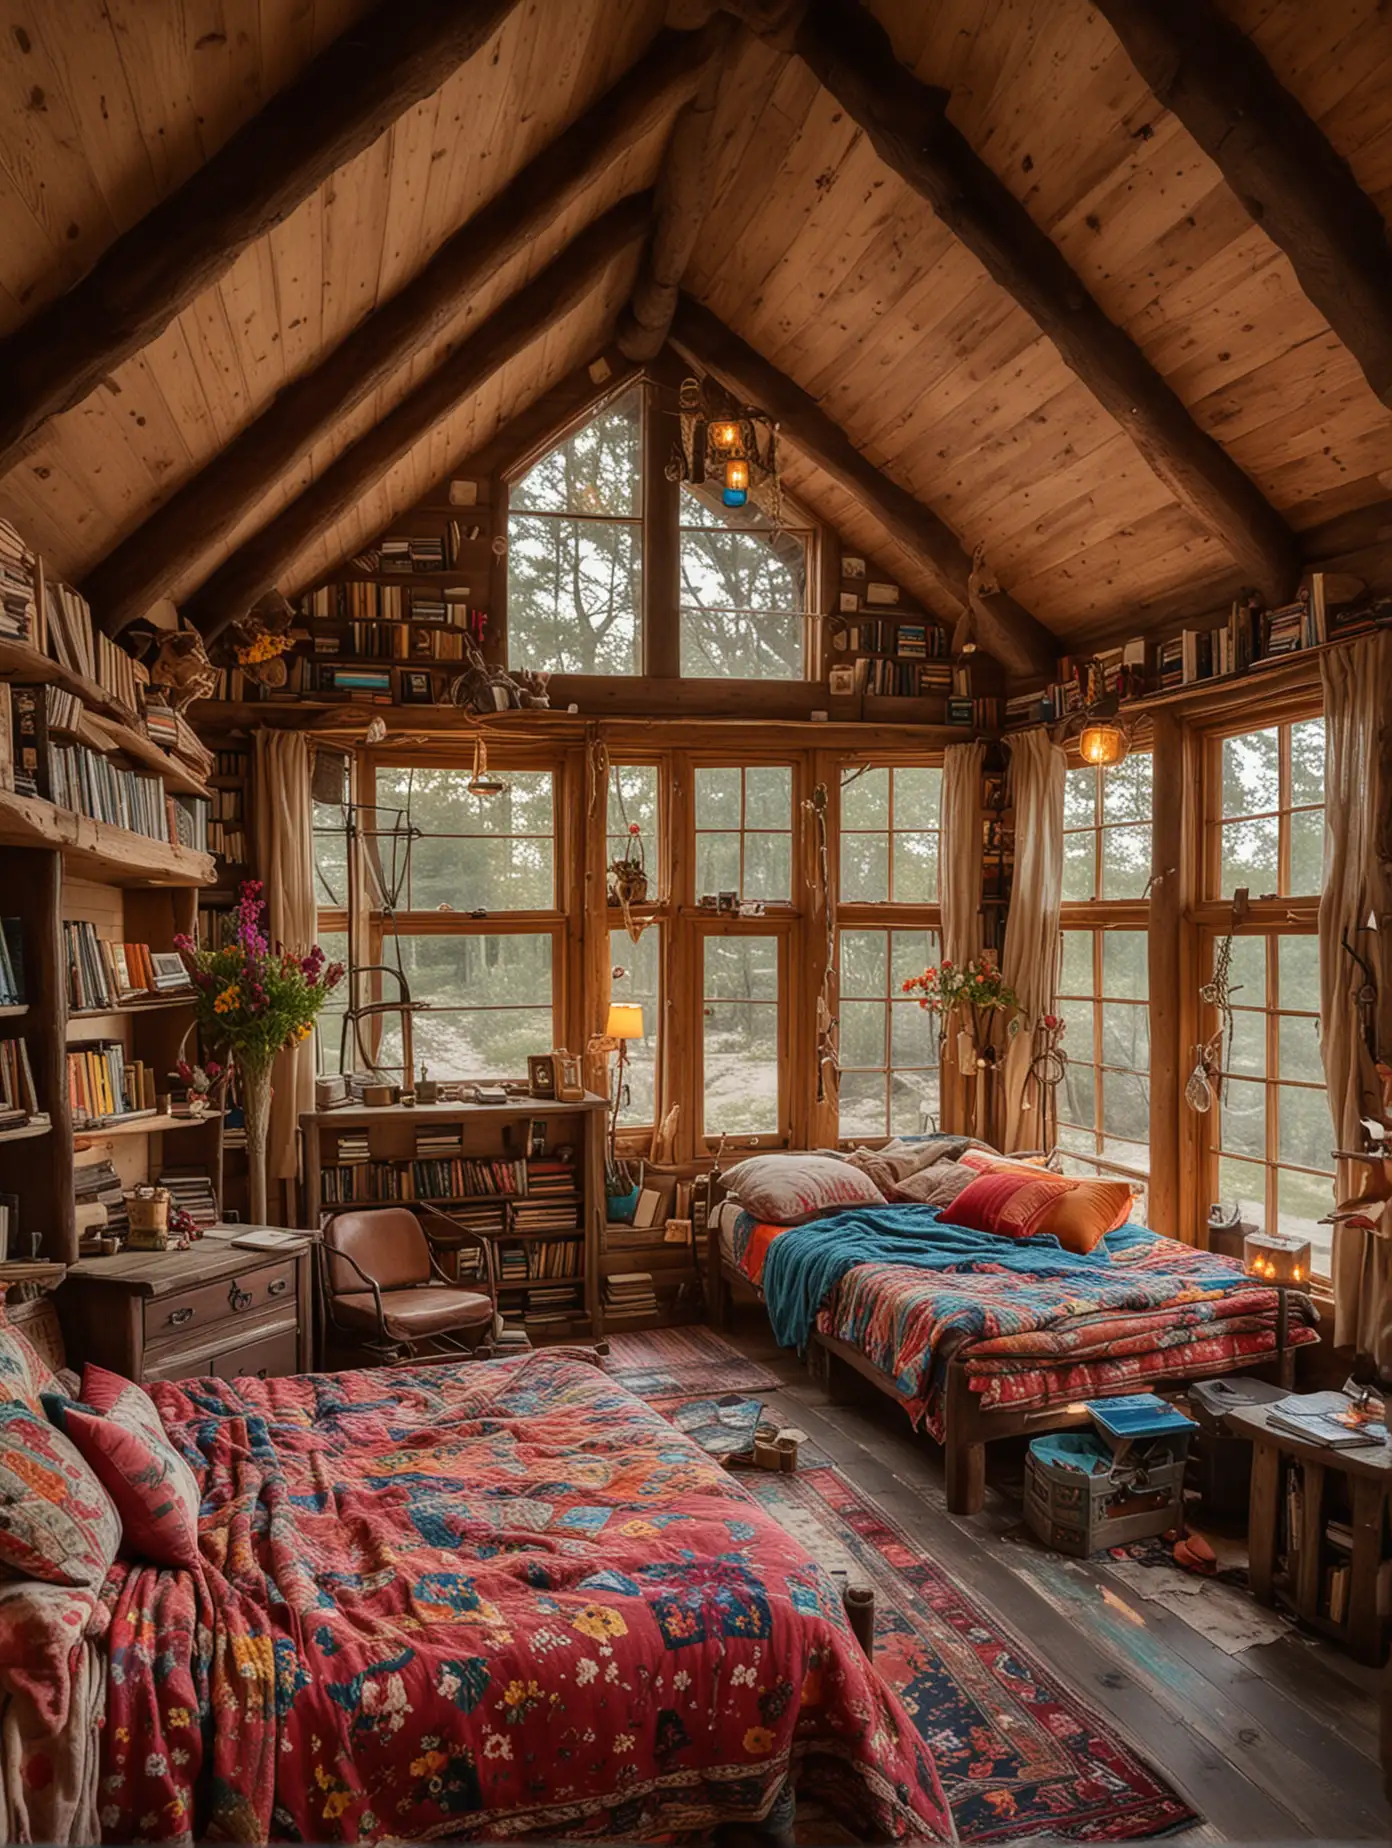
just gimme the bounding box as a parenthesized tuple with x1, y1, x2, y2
(299, 1096, 606, 1342)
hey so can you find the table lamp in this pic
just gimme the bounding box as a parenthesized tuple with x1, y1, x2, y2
(605, 1003, 644, 1158)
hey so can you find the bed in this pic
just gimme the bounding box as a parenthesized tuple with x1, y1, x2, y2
(0, 1314, 951, 1846)
(707, 1185, 1317, 1517)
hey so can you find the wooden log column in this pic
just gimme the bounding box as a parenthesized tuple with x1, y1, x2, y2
(1148, 711, 1187, 1241)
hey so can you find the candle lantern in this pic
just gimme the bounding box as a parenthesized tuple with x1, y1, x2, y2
(1242, 1228, 1312, 1286)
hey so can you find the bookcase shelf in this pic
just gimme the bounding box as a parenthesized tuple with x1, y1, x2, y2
(0, 789, 215, 886)
(73, 1111, 220, 1141)
(0, 1118, 51, 1145)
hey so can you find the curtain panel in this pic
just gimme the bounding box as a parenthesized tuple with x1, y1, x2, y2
(252, 730, 318, 1208)
(1000, 728, 1066, 1152)
(940, 739, 985, 968)
(1319, 633, 1392, 1370)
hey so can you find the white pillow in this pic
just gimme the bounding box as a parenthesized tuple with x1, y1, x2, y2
(722, 1154, 885, 1226)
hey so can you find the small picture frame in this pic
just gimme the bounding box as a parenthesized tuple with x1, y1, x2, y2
(401, 670, 434, 704)
(527, 1054, 557, 1099)
(555, 1051, 585, 1101)
(842, 555, 866, 578)
(838, 591, 860, 614)
(717, 890, 739, 914)
(828, 663, 856, 698)
(148, 951, 187, 984)
(864, 580, 900, 607)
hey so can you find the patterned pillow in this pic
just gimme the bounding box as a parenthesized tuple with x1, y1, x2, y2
(0, 1400, 121, 1586)
(0, 1314, 59, 1413)
(43, 1366, 201, 1569)
(722, 1154, 885, 1226)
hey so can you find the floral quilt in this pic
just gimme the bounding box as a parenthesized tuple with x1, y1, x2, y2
(92, 1351, 949, 1844)
(733, 1210, 1316, 1439)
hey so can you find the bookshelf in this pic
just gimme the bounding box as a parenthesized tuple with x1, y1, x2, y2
(300, 1096, 606, 1343)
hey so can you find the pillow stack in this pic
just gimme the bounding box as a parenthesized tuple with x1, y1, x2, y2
(950, 1150, 1134, 1254)
(722, 1153, 886, 1226)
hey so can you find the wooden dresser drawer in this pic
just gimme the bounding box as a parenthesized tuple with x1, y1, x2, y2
(144, 1259, 297, 1344)
(212, 1328, 301, 1382)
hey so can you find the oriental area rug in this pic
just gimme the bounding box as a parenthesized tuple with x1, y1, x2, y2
(608, 1331, 1196, 1843)
(602, 1324, 780, 1396)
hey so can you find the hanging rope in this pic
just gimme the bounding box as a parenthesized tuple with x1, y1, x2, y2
(801, 782, 836, 1104)
(1186, 911, 1242, 1115)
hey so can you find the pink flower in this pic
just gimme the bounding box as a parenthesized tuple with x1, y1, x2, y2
(204, 1059, 222, 1080)
(628, 822, 641, 836)
(176, 1060, 193, 1082)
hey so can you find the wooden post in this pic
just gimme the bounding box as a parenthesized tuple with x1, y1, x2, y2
(181, 193, 653, 641)
(1148, 712, 1185, 1240)
(642, 373, 683, 679)
(0, 0, 525, 477)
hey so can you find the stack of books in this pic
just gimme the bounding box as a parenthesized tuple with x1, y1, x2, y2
(75, 1158, 128, 1241)
(0, 918, 24, 1007)
(0, 520, 37, 643)
(603, 1271, 658, 1320)
(524, 1284, 582, 1330)
(514, 1199, 581, 1236)
(450, 1200, 508, 1240)
(159, 1168, 220, 1231)
(0, 1037, 39, 1127)
(49, 743, 166, 839)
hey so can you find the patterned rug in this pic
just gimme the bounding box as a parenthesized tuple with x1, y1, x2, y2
(602, 1325, 780, 1396)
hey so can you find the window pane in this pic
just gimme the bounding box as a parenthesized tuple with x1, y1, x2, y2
(1224, 934, 1266, 1005)
(610, 926, 659, 1126)
(1101, 930, 1147, 1000)
(841, 767, 889, 831)
(1059, 930, 1093, 996)
(312, 802, 348, 907)
(838, 1069, 886, 1138)
(1277, 1084, 1333, 1172)
(1059, 1057, 1097, 1135)
(314, 929, 349, 1073)
(841, 830, 889, 903)
(704, 933, 778, 999)
(1217, 1155, 1265, 1223)
(891, 999, 932, 1068)
(607, 765, 659, 893)
(1063, 767, 1096, 829)
(1279, 1168, 1333, 1268)
(379, 934, 553, 1079)
(840, 929, 888, 998)
(510, 389, 641, 517)
(1277, 935, 1319, 1007)
(892, 830, 937, 902)
(1220, 817, 1279, 896)
(1222, 728, 1279, 817)
(703, 935, 780, 1136)
(1277, 1012, 1323, 1085)
(679, 504, 807, 680)
(696, 768, 791, 902)
(1101, 1002, 1149, 1070)
(743, 830, 791, 902)
(695, 832, 740, 899)
(1058, 996, 1094, 1058)
(1288, 809, 1324, 895)
(1062, 829, 1096, 900)
(1289, 718, 1325, 809)
(840, 999, 887, 1068)
(1223, 1010, 1266, 1077)
(1100, 824, 1151, 899)
(1102, 754, 1152, 824)
(895, 766, 942, 829)
(889, 930, 937, 988)
(374, 768, 555, 911)
(1101, 1069, 1149, 1142)
(891, 1070, 940, 1137)
(1218, 1077, 1266, 1159)
(744, 766, 791, 829)
(507, 515, 640, 675)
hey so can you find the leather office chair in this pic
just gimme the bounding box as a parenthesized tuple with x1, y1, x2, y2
(320, 1206, 497, 1364)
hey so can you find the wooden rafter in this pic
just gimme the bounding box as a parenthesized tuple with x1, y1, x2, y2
(671, 294, 1059, 678)
(86, 25, 721, 637)
(0, 0, 524, 479)
(1095, 0, 1392, 412)
(616, 18, 735, 362)
(723, 0, 1302, 605)
(180, 193, 653, 642)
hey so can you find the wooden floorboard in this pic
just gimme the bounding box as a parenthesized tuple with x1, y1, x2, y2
(721, 1309, 1389, 1842)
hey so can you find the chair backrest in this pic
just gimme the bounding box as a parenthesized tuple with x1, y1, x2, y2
(324, 1208, 431, 1297)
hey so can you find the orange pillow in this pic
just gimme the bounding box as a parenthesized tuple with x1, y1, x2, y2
(1032, 1180, 1134, 1254)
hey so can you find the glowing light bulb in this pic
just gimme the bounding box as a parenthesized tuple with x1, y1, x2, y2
(722, 458, 749, 507)
(1078, 719, 1129, 767)
(709, 420, 740, 451)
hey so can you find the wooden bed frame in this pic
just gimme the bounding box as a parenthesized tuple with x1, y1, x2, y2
(706, 1217, 1297, 1517)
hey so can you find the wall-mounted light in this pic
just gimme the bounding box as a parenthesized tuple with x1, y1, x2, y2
(1077, 717, 1130, 767)
(722, 458, 750, 507)
(1053, 656, 1132, 767)
(709, 420, 740, 451)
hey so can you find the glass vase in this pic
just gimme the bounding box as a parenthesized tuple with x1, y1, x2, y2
(239, 1057, 274, 1227)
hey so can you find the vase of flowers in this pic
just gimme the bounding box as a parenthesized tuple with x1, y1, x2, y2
(175, 881, 343, 1224)
(901, 956, 1021, 1139)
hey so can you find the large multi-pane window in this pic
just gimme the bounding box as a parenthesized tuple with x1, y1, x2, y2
(840, 765, 941, 903)
(1212, 717, 1325, 897)
(1057, 755, 1152, 1196)
(374, 767, 554, 911)
(507, 389, 643, 676)
(838, 928, 941, 1138)
(680, 487, 808, 679)
(1208, 932, 1334, 1271)
(693, 766, 793, 903)
(702, 933, 781, 1139)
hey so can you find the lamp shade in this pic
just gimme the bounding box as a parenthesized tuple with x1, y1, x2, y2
(1077, 718, 1129, 767)
(606, 1003, 644, 1040)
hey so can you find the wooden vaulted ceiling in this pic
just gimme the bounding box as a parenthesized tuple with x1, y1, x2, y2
(2, 0, 1392, 668)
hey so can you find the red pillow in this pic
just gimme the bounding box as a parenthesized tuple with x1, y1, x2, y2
(45, 1365, 201, 1568)
(947, 1168, 1075, 1239)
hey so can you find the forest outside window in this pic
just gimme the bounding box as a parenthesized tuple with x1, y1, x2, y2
(679, 487, 809, 679)
(607, 763, 660, 898)
(702, 933, 782, 1141)
(374, 766, 554, 911)
(506, 388, 643, 676)
(1062, 754, 1152, 900)
(838, 928, 941, 1139)
(693, 766, 793, 904)
(1056, 928, 1150, 1199)
(1212, 718, 1325, 898)
(840, 765, 942, 903)
(377, 931, 556, 1080)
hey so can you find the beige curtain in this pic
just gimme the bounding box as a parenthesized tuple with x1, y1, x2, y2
(253, 730, 317, 1216)
(1319, 634, 1392, 1370)
(940, 740, 985, 967)
(1000, 728, 1066, 1152)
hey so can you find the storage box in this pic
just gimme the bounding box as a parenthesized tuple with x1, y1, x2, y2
(1024, 1428, 1190, 1558)
(1187, 1375, 1287, 1519)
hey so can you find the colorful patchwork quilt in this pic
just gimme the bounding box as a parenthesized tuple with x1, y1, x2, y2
(733, 1207, 1316, 1438)
(83, 1350, 950, 1843)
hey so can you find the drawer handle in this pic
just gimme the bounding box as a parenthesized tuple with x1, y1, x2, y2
(168, 1306, 194, 1327)
(229, 1285, 254, 1313)
(267, 1278, 288, 1298)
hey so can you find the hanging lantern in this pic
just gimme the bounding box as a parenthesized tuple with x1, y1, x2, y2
(675, 375, 781, 518)
(709, 419, 740, 451)
(1077, 717, 1130, 767)
(1054, 656, 1132, 767)
(723, 457, 750, 507)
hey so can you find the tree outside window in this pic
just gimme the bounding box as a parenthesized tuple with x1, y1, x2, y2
(679, 486, 808, 679)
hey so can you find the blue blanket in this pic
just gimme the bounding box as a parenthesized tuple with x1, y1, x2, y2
(757, 1205, 1158, 1351)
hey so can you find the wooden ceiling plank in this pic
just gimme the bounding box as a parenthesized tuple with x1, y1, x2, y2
(0, 0, 525, 478)
(1094, 0, 1392, 411)
(670, 290, 1059, 675)
(83, 28, 714, 634)
(755, 0, 1302, 603)
(180, 191, 651, 638)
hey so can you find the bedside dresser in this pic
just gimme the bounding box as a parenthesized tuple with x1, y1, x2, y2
(58, 1229, 313, 1384)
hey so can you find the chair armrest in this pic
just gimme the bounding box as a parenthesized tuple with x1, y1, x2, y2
(417, 1207, 497, 1296)
(317, 1239, 388, 1334)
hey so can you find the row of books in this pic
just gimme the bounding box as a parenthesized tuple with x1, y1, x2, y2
(64, 923, 190, 1012)
(373, 526, 474, 574)
(43, 577, 143, 713)
(74, 1157, 128, 1241)
(310, 622, 473, 662)
(319, 1156, 577, 1204)
(836, 618, 948, 657)
(0, 520, 37, 642)
(210, 821, 247, 861)
(947, 695, 1003, 728)
(66, 1038, 158, 1125)
(0, 1036, 39, 1126)
(0, 918, 23, 1006)
(159, 1168, 220, 1231)
(212, 748, 247, 779)
(850, 659, 956, 698)
(496, 1239, 582, 1282)
(522, 1286, 583, 1329)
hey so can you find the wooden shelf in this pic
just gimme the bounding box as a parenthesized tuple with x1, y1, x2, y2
(0, 635, 138, 730)
(0, 788, 215, 886)
(0, 1003, 28, 1019)
(68, 994, 195, 1020)
(73, 1111, 220, 1140)
(0, 1260, 64, 1287)
(0, 1117, 51, 1144)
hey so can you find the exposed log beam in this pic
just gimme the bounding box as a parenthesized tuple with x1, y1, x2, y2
(180, 194, 652, 642)
(1094, 0, 1392, 412)
(0, 0, 523, 478)
(85, 26, 719, 637)
(617, 19, 735, 361)
(671, 293, 1059, 678)
(727, 0, 1301, 605)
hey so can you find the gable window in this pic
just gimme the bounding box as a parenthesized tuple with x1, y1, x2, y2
(693, 765, 793, 903)
(506, 388, 643, 676)
(1211, 718, 1325, 897)
(679, 487, 808, 679)
(840, 765, 941, 903)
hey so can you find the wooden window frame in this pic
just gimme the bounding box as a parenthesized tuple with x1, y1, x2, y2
(693, 914, 794, 1152)
(1062, 754, 1154, 905)
(835, 921, 944, 1145)
(676, 485, 816, 682)
(837, 760, 944, 908)
(1055, 910, 1152, 1188)
(688, 757, 800, 911)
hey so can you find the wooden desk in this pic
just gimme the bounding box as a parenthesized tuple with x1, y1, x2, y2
(1227, 1401, 1390, 1666)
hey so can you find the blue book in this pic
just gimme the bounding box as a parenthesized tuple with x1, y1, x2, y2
(1087, 1394, 1194, 1441)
